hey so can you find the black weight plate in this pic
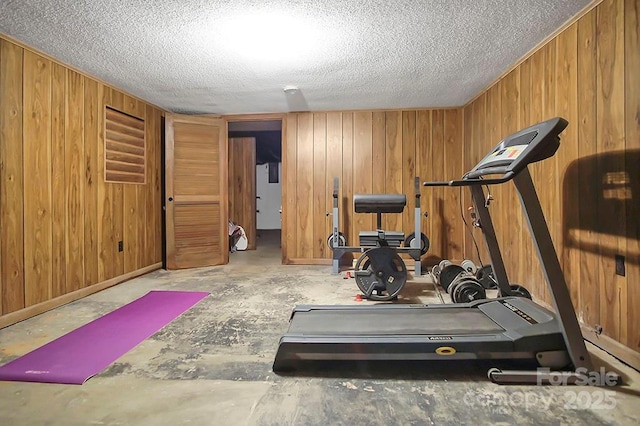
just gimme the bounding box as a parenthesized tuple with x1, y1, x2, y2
(403, 232, 430, 256)
(354, 250, 389, 300)
(500, 284, 532, 299)
(448, 278, 465, 303)
(327, 232, 346, 249)
(464, 281, 486, 302)
(439, 264, 465, 293)
(476, 265, 497, 289)
(452, 278, 486, 303)
(354, 247, 407, 301)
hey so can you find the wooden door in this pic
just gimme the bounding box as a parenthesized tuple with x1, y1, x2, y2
(165, 114, 228, 269)
(228, 137, 257, 250)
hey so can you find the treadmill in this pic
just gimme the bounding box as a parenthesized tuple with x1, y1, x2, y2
(273, 117, 597, 384)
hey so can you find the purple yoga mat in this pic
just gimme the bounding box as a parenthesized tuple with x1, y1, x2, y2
(0, 290, 209, 385)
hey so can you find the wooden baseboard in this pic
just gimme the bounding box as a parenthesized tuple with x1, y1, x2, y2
(0, 263, 162, 329)
(533, 298, 640, 372)
(581, 325, 640, 372)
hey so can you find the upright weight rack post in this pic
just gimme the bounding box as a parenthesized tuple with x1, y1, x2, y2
(413, 177, 422, 276)
(332, 177, 340, 274)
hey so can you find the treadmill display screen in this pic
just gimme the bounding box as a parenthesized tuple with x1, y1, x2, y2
(476, 144, 527, 169)
(470, 128, 543, 176)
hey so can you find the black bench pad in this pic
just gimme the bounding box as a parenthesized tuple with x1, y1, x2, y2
(354, 194, 406, 214)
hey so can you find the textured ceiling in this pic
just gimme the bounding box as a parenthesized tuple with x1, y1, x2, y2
(0, 0, 590, 115)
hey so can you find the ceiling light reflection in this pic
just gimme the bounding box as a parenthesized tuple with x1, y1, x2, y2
(218, 12, 326, 63)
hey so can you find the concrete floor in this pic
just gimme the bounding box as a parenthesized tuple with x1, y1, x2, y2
(1, 229, 639, 425)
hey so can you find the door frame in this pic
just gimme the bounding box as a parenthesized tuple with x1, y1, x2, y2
(224, 114, 285, 259)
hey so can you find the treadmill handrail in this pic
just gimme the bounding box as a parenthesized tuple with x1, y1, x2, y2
(423, 171, 515, 187)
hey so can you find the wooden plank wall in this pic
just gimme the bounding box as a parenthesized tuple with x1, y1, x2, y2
(0, 36, 163, 321)
(461, 0, 639, 354)
(228, 137, 256, 250)
(282, 110, 464, 264)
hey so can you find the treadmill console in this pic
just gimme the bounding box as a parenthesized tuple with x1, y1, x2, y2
(465, 117, 568, 180)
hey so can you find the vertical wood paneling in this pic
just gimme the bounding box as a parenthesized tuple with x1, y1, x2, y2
(134, 100, 147, 270)
(371, 112, 386, 195)
(83, 77, 99, 287)
(443, 109, 463, 260)
(1, 37, 163, 326)
(461, 107, 473, 259)
(284, 114, 297, 259)
(541, 40, 557, 305)
(469, 94, 489, 264)
(577, 9, 599, 327)
(108, 89, 125, 278)
(50, 63, 66, 298)
(465, 102, 477, 261)
(496, 68, 526, 272)
(353, 112, 374, 234)
(462, 0, 638, 360)
(326, 112, 343, 258)
(153, 109, 163, 263)
(528, 49, 547, 298)
(284, 107, 489, 275)
(596, 0, 625, 342)
(145, 105, 157, 264)
(402, 111, 416, 237)
(122, 96, 141, 273)
(1, 40, 2, 315)
(145, 106, 164, 265)
(384, 111, 402, 232)
(296, 114, 313, 258)
(517, 59, 534, 292)
(555, 23, 580, 309)
(486, 84, 504, 278)
(342, 113, 354, 247)
(98, 88, 115, 281)
(228, 137, 256, 249)
(500, 70, 522, 284)
(312, 113, 326, 259)
(23, 51, 52, 306)
(430, 111, 445, 257)
(0, 40, 25, 313)
(416, 111, 432, 248)
(65, 70, 85, 292)
(624, 0, 640, 352)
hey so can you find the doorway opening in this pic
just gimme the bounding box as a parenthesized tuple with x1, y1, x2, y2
(227, 119, 282, 258)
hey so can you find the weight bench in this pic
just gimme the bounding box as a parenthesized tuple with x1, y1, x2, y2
(354, 194, 406, 248)
(329, 177, 424, 276)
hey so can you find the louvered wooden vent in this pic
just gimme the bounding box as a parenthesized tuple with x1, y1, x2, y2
(104, 106, 146, 184)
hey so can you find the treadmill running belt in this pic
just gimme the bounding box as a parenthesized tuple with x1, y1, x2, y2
(287, 308, 503, 335)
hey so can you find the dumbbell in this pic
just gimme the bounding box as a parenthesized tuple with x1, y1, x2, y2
(326, 232, 347, 249)
(449, 275, 487, 303)
(438, 259, 453, 271)
(439, 264, 486, 303)
(461, 259, 478, 275)
(430, 264, 441, 283)
(430, 260, 449, 285)
(475, 265, 497, 289)
(438, 264, 465, 293)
